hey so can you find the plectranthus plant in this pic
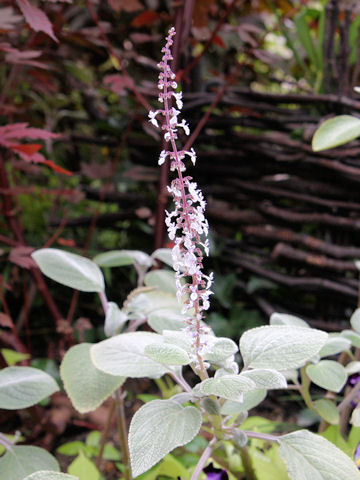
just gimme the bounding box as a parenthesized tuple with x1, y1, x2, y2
(6, 27, 360, 480)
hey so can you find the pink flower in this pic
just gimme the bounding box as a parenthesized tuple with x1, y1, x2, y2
(149, 27, 213, 354)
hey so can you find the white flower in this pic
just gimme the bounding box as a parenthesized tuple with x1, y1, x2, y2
(178, 119, 190, 135)
(173, 91, 183, 109)
(158, 150, 167, 166)
(148, 110, 160, 127)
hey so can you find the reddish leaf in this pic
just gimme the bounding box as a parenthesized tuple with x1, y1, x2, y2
(11, 144, 42, 155)
(0, 7, 22, 30)
(103, 74, 134, 95)
(0, 313, 13, 328)
(131, 10, 158, 28)
(4, 48, 47, 69)
(0, 123, 60, 144)
(16, 0, 58, 42)
(212, 34, 226, 49)
(42, 160, 73, 176)
(9, 246, 36, 270)
(57, 238, 76, 247)
(107, 0, 143, 13)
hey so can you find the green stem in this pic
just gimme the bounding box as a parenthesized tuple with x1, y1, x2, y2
(238, 446, 257, 480)
(115, 389, 132, 480)
(300, 366, 316, 412)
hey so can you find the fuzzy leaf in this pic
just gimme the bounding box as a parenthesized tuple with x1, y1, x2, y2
(195, 375, 256, 402)
(220, 390, 267, 415)
(319, 336, 351, 358)
(350, 308, 360, 334)
(241, 369, 287, 390)
(144, 270, 177, 294)
(129, 399, 201, 477)
(270, 313, 309, 328)
(312, 115, 360, 151)
(144, 343, 190, 366)
(104, 302, 127, 337)
(91, 332, 168, 378)
(345, 361, 360, 375)
(341, 329, 360, 348)
(314, 399, 339, 425)
(60, 343, 125, 413)
(279, 430, 360, 479)
(306, 360, 347, 393)
(0, 366, 58, 409)
(32, 249, 104, 292)
(93, 250, 152, 268)
(147, 310, 187, 333)
(24, 473, 78, 480)
(203, 337, 238, 363)
(0, 446, 59, 480)
(240, 326, 327, 370)
(151, 248, 173, 268)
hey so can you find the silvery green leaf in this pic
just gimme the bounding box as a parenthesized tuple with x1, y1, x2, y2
(240, 326, 327, 370)
(0, 366, 59, 410)
(233, 430, 248, 448)
(312, 115, 360, 152)
(350, 308, 360, 334)
(240, 369, 287, 390)
(319, 336, 352, 358)
(32, 249, 105, 292)
(270, 313, 309, 328)
(0, 446, 59, 480)
(214, 366, 239, 378)
(345, 361, 360, 375)
(24, 473, 78, 480)
(196, 375, 256, 402)
(163, 330, 193, 353)
(128, 399, 202, 477)
(281, 369, 299, 382)
(60, 344, 125, 413)
(351, 406, 360, 427)
(148, 311, 187, 333)
(220, 390, 267, 415)
(170, 393, 194, 404)
(144, 270, 177, 295)
(279, 430, 360, 479)
(203, 337, 238, 363)
(306, 360, 347, 392)
(91, 332, 168, 378)
(94, 250, 152, 268)
(341, 329, 360, 348)
(314, 399, 339, 425)
(201, 397, 220, 415)
(126, 291, 182, 320)
(151, 248, 173, 268)
(104, 302, 127, 337)
(144, 343, 190, 366)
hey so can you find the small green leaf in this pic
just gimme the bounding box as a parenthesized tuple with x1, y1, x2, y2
(23, 472, 78, 480)
(341, 329, 360, 348)
(306, 360, 347, 392)
(144, 343, 190, 366)
(60, 343, 125, 413)
(279, 430, 360, 479)
(0, 349, 30, 366)
(345, 361, 360, 375)
(67, 451, 100, 480)
(32, 249, 104, 292)
(91, 332, 169, 379)
(57, 441, 86, 456)
(312, 115, 360, 152)
(0, 446, 59, 480)
(240, 326, 327, 370)
(129, 399, 202, 477)
(147, 311, 186, 333)
(314, 399, 339, 425)
(351, 406, 360, 427)
(0, 366, 59, 409)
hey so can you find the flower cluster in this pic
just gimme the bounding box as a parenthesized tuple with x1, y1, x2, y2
(149, 27, 213, 353)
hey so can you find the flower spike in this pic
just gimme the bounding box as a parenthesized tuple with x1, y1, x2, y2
(149, 27, 213, 356)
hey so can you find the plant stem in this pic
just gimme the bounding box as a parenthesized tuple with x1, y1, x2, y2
(115, 389, 132, 480)
(96, 398, 116, 468)
(168, 371, 193, 393)
(238, 445, 257, 480)
(191, 437, 216, 480)
(299, 366, 316, 412)
(242, 431, 280, 443)
(338, 381, 360, 412)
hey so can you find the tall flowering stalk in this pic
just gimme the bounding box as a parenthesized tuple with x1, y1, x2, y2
(149, 27, 213, 361)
